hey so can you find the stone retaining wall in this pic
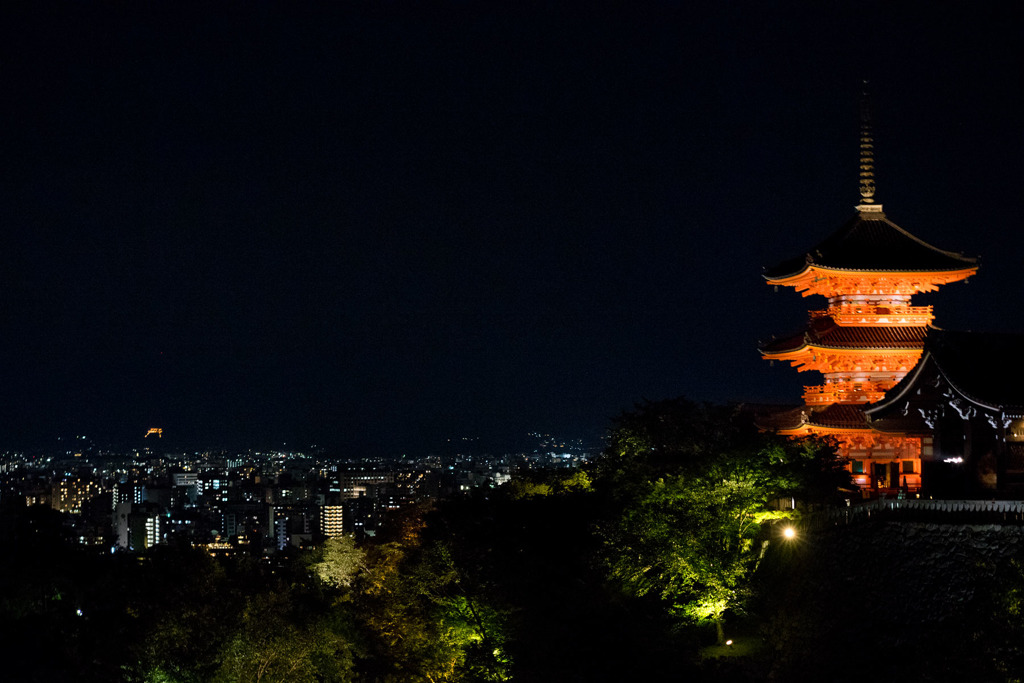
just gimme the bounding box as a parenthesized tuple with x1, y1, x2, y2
(761, 519, 1024, 682)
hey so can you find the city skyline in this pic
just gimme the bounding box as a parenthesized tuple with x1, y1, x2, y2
(2, 3, 1020, 453)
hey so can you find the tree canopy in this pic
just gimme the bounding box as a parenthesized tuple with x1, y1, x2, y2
(596, 399, 851, 639)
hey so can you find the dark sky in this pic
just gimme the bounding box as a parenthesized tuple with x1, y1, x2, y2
(1, 2, 1021, 453)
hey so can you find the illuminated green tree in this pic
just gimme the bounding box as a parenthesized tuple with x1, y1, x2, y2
(354, 511, 511, 682)
(599, 398, 849, 642)
(213, 592, 355, 683)
(502, 467, 592, 500)
(310, 535, 365, 589)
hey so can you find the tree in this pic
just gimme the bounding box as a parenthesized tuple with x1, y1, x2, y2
(428, 485, 689, 681)
(310, 535, 365, 589)
(501, 467, 592, 500)
(214, 592, 355, 683)
(354, 504, 512, 683)
(598, 398, 849, 642)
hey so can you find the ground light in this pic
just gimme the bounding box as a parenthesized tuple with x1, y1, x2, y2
(782, 526, 796, 540)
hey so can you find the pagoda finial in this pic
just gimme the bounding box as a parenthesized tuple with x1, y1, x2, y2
(858, 81, 879, 209)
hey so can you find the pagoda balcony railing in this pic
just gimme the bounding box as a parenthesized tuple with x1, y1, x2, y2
(810, 304, 933, 326)
(803, 382, 890, 405)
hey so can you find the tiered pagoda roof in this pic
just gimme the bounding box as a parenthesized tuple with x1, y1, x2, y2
(810, 403, 870, 429)
(758, 402, 874, 434)
(761, 317, 928, 355)
(764, 209, 979, 281)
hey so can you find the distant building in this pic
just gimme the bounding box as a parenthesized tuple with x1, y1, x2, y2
(170, 472, 200, 506)
(221, 502, 272, 543)
(112, 482, 145, 510)
(273, 512, 289, 551)
(24, 489, 50, 507)
(171, 472, 198, 487)
(337, 471, 393, 500)
(319, 504, 344, 538)
(114, 501, 163, 551)
(272, 504, 316, 549)
(52, 477, 104, 514)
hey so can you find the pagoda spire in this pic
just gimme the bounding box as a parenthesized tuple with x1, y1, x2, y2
(857, 81, 880, 212)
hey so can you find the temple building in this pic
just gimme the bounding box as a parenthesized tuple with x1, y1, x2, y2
(759, 92, 978, 495)
(864, 330, 1024, 496)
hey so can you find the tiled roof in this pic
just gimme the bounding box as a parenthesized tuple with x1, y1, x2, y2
(752, 405, 806, 431)
(764, 211, 978, 279)
(760, 318, 928, 354)
(927, 330, 1024, 409)
(808, 403, 869, 429)
(753, 403, 873, 431)
(810, 320, 927, 348)
(759, 330, 808, 354)
(867, 329, 1024, 420)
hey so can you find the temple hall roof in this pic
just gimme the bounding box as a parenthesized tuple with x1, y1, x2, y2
(764, 209, 979, 280)
(867, 329, 1024, 419)
(926, 330, 1024, 409)
(918, 330, 1024, 410)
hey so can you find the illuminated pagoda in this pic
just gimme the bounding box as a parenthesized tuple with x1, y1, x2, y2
(759, 90, 978, 494)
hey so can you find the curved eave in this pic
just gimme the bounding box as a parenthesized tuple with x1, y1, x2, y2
(864, 352, 934, 418)
(870, 418, 930, 436)
(866, 350, 1023, 418)
(778, 423, 876, 437)
(765, 265, 978, 295)
(761, 342, 925, 360)
(938, 373, 1024, 415)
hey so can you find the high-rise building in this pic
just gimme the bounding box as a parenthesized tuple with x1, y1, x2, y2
(114, 501, 164, 551)
(52, 477, 104, 514)
(319, 504, 344, 538)
(112, 482, 145, 511)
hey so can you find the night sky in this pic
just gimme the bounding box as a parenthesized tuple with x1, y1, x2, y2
(2, 2, 1021, 453)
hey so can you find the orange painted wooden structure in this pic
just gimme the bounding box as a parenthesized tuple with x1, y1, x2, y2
(760, 200, 976, 493)
(759, 94, 978, 493)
